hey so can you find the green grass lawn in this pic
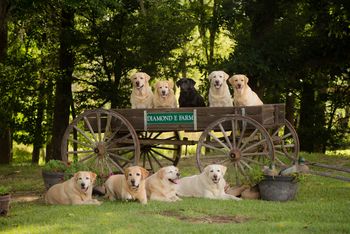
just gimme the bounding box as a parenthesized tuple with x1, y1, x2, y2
(1, 152, 350, 234)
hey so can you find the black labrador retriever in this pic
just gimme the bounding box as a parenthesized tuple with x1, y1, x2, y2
(176, 78, 206, 107)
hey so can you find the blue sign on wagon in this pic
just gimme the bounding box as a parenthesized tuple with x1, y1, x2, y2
(144, 110, 197, 131)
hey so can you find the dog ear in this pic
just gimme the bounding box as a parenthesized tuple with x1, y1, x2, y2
(130, 73, 138, 80)
(223, 72, 229, 81)
(208, 72, 214, 80)
(124, 167, 130, 178)
(90, 172, 97, 183)
(189, 78, 196, 86)
(158, 168, 165, 180)
(228, 76, 235, 85)
(168, 80, 174, 89)
(176, 79, 182, 87)
(143, 72, 151, 81)
(140, 167, 149, 179)
(220, 165, 227, 175)
(244, 75, 249, 84)
(74, 172, 80, 181)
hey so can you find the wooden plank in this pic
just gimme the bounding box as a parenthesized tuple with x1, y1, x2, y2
(82, 104, 287, 132)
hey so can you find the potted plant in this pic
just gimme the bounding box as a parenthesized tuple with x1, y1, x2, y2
(258, 163, 302, 202)
(0, 185, 11, 216)
(42, 160, 67, 190)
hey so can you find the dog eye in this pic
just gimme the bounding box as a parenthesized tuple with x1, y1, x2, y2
(210, 170, 214, 172)
(78, 177, 82, 180)
(86, 177, 89, 180)
(129, 173, 132, 176)
(136, 173, 140, 176)
(217, 170, 220, 172)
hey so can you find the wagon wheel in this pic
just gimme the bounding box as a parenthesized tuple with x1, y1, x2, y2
(138, 131, 181, 172)
(270, 120, 299, 167)
(196, 115, 274, 186)
(61, 109, 140, 178)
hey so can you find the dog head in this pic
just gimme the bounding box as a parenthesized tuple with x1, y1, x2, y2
(74, 171, 97, 193)
(157, 165, 180, 185)
(203, 164, 227, 184)
(155, 80, 174, 98)
(176, 78, 196, 92)
(208, 71, 229, 89)
(124, 166, 149, 190)
(130, 72, 151, 90)
(229, 74, 249, 94)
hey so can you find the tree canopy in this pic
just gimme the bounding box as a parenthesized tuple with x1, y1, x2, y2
(0, 0, 349, 164)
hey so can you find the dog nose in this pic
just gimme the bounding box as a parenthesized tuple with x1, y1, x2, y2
(136, 81, 139, 86)
(81, 182, 85, 187)
(176, 172, 180, 177)
(213, 174, 217, 179)
(131, 179, 135, 184)
(162, 90, 166, 95)
(237, 84, 241, 88)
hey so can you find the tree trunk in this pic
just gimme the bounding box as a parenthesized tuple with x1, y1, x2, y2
(32, 74, 46, 164)
(285, 93, 295, 126)
(50, 7, 74, 161)
(0, 0, 12, 164)
(298, 82, 315, 152)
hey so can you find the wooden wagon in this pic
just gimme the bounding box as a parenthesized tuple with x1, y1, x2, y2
(61, 104, 299, 185)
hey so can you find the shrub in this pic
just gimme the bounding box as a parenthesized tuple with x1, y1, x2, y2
(42, 160, 67, 173)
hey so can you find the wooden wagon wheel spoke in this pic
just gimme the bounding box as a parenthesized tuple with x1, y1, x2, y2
(231, 120, 237, 149)
(243, 157, 265, 166)
(146, 152, 155, 172)
(239, 159, 253, 170)
(201, 142, 228, 154)
(103, 114, 112, 142)
(79, 153, 96, 162)
(107, 145, 136, 151)
(107, 152, 132, 163)
(139, 131, 181, 172)
(107, 133, 132, 145)
(218, 123, 233, 148)
(106, 156, 125, 173)
(83, 116, 98, 142)
(150, 149, 175, 163)
(67, 150, 95, 154)
(237, 119, 247, 149)
(241, 139, 267, 153)
(270, 120, 299, 167)
(241, 152, 270, 157)
(208, 132, 230, 150)
(73, 125, 96, 145)
(68, 137, 94, 149)
(239, 129, 259, 151)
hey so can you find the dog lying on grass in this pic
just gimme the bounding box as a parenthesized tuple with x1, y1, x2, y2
(45, 171, 101, 205)
(104, 166, 149, 204)
(145, 166, 181, 202)
(177, 164, 241, 201)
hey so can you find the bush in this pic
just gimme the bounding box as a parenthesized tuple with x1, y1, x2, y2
(42, 160, 67, 173)
(64, 162, 90, 180)
(0, 185, 10, 196)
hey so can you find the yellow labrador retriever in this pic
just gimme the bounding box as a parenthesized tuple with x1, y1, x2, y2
(153, 80, 177, 108)
(208, 71, 233, 107)
(104, 166, 149, 204)
(229, 74, 263, 106)
(145, 166, 181, 202)
(45, 171, 101, 205)
(130, 72, 154, 109)
(177, 164, 241, 201)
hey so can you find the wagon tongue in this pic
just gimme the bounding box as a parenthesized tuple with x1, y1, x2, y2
(168, 178, 179, 184)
